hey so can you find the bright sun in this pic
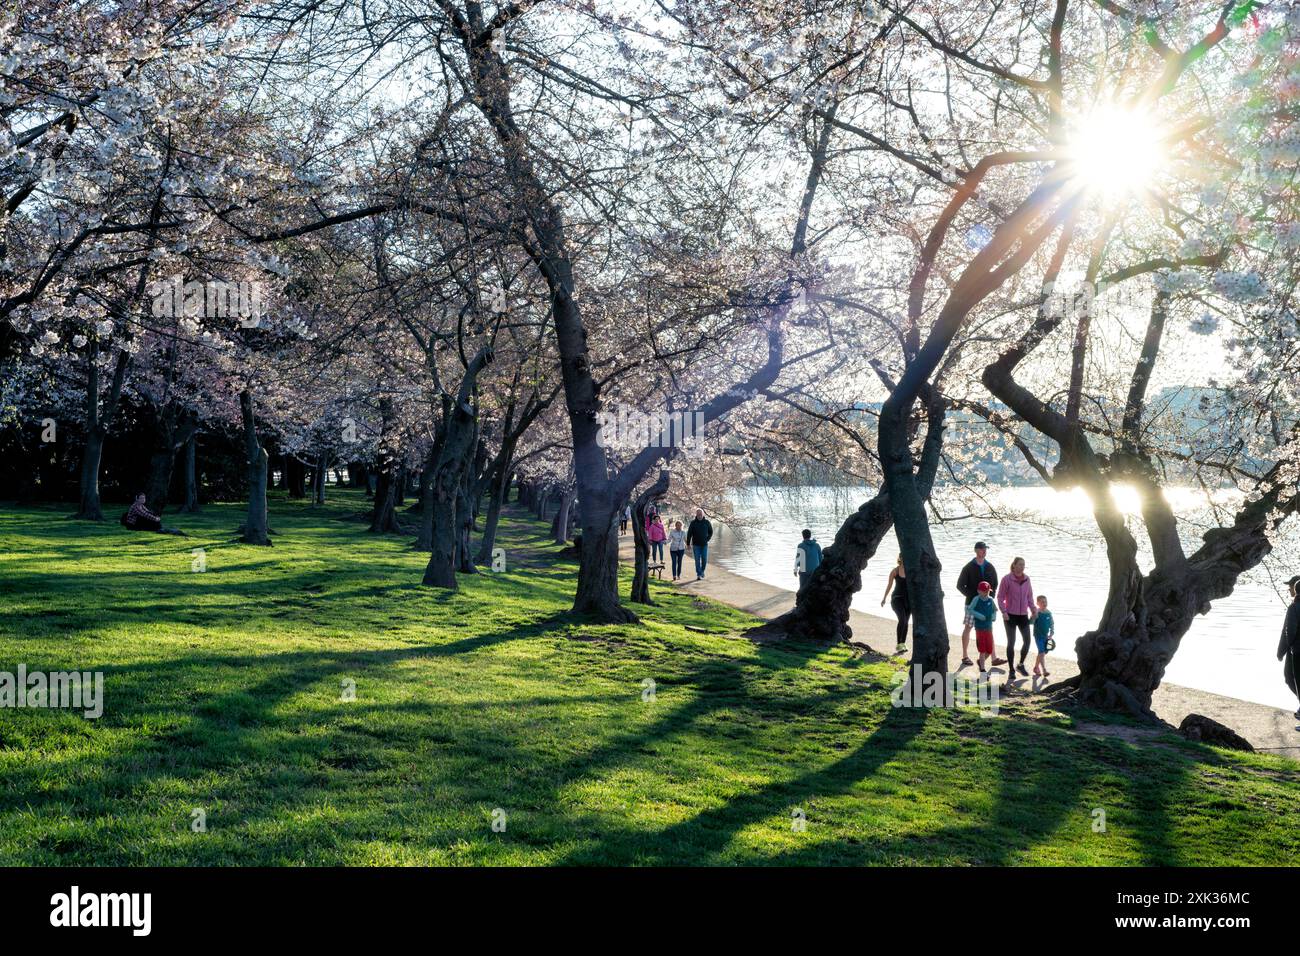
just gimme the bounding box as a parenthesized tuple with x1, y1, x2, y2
(1066, 104, 1167, 202)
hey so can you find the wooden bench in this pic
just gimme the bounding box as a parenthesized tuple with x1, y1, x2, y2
(648, 563, 666, 580)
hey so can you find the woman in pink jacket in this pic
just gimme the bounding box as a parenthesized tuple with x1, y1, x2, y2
(648, 514, 667, 563)
(998, 557, 1036, 678)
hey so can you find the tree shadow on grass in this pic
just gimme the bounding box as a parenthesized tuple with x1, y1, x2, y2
(0, 620, 1215, 866)
(0, 616, 887, 864)
(554, 704, 930, 865)
(301, 647, 889, 864)
(754, 709, 1193, 866)
(0, 610, 571, 792)
(1, 498, 1211, 865)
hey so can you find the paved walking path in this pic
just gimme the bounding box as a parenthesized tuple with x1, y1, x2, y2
(621, 536, 1300, 755)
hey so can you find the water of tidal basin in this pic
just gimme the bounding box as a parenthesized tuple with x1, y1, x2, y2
(712, 485, 1300, 711)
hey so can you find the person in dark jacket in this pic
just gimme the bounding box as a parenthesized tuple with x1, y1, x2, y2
(1278, 574, 1300, 720)
(955, 541, 1000, 668)
(686, 509, 713, 581)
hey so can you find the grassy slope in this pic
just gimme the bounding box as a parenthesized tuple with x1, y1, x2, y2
(0, 490, 1296, 866)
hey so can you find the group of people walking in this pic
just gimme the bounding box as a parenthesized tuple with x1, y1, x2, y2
(875, 541, 1300, 713)
(618, 505, 1300, 716)
(881, 540, 1055, 679)
(622, 504, 714, 581)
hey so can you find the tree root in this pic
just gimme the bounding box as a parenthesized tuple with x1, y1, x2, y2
(570, 599, 640, 625)
(744, 608, 849, 645)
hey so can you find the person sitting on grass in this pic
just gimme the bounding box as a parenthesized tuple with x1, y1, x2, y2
(122, 493, 186, 536)
(968, 580, 997, 675)
(1031, 594, 1054, 678)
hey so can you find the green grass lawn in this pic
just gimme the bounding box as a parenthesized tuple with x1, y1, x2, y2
(0, 489, 1296, 865)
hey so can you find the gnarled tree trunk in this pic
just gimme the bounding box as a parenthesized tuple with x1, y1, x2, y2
(456, 472, 477, 574)
(880, 392, 951, 692)
(475, 450, 514, 565)
(349, 461, 369, 491)
(370, 397, 402, 534)
(74, 347, 130, 521)
(1073, 463, 1292, 716)
(312, 454, 326, 506)
(240, 389, 271, 546)
(423, 348, 493, 589)
(145, 449, 175, 513)
(78, 433, 107, 520)
(750, 389, 946, 644)
(552, 488, 576, 545)
(748, 493, 895, 643)
(180, 434, 200, 513)
(370, 468, 401, 533)
(285, 456, 307, 499)
(144, 409, 198, 513)
(629, 471, 670, 605)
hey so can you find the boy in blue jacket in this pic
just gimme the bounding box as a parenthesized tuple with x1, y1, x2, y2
(968, 581, 997, 674)
(1032, 595, 1055, 678)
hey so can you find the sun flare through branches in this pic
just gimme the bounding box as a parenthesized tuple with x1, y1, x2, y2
(1065, 103, 1170, 204)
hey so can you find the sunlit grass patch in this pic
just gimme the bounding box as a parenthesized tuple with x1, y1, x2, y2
(0, 490, 1296, 865)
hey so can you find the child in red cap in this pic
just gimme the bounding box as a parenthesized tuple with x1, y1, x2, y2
(967, 580, 998, 673)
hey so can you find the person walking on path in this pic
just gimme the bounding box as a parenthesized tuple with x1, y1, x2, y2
(881, 553, 910, 655)
(648, 514, 667, 563)
(620, 505, 630, 535)
(998, 556, 1036, 677)
(1031, 594, 1055, 678)
(967, 581, 998, 675)
(686, 509, 713, 580)
(795, 529, 822, 594)
(1278, 574, 1300, 720)
(667, 521, 687, 581)
(956, 541, 1000, 668)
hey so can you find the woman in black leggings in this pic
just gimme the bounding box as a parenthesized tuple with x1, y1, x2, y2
(1003, 613, 1031, 675)
(998, 556, 1035, 677)
(881, 555, 910, 654)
